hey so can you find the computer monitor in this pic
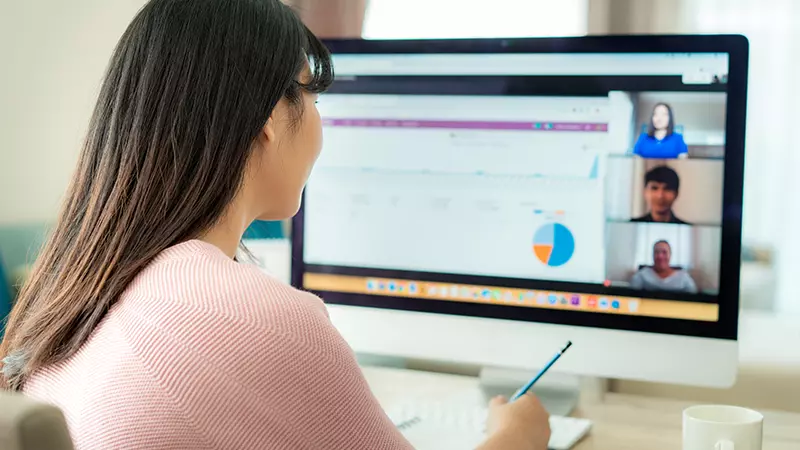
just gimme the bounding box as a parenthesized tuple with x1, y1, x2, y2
(292, 36, 749, 389)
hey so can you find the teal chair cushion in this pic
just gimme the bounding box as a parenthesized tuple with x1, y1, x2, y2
(243, 221, 284, 240)
(0, 258, 11, 336)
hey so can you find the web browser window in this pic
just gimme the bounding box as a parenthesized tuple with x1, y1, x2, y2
(302, 52, 730, 322)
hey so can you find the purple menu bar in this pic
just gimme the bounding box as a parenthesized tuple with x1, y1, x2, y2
(322, 118, 608, 132)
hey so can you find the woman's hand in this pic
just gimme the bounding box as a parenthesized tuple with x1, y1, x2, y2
(477, 394, 551, 450)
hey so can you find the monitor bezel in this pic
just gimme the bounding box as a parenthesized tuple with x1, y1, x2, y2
(291, 35, 749, 341)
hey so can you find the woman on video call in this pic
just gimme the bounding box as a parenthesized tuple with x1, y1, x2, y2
(631, 240, 698, 294)
(0, 1, 551, 449)
(633, 102, 689, 159)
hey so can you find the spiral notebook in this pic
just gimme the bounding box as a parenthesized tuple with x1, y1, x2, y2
(393, 416, 485, 450)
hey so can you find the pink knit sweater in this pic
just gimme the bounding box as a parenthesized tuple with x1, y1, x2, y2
(24, 240, 412, 450)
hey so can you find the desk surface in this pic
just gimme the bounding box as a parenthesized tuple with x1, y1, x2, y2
(362, 366, 800, 450)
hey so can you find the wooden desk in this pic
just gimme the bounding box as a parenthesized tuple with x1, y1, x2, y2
(363, 366, 800, 450)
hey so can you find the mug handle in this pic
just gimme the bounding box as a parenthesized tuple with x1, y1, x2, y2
(715, 440, 734, 450)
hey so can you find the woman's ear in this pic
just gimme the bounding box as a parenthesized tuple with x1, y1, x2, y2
(253, 119, 275, 153)
(263, 117, 277, 144)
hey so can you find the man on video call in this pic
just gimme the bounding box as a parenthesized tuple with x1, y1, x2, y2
(631, 166, 690, 224)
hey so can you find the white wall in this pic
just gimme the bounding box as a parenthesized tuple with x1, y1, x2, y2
(607, 90, 636, 153)
(0, 0, 148, 224)
(604, 222, 637, 282)
(691, 226, 722, 293)
(363, 0, 588, 39)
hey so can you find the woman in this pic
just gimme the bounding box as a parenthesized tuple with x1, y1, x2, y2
(631, 240, 698, 294)
(632, 102, 689, 159)
(0, 1, 550, 449)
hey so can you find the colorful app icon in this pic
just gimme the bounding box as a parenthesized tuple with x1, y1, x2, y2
(427, 286, 438, 296)
(526, 291, 536, 300)
(560, 296, 569, 305)
(548, 294, 558, 305)
(587, 296, 597, 308)
(599, 297, 610, 309)
(440, 287, 449, 298)
(387, 281, 397, 292)
(449, 286, 459, 297)
(482, 289, 492, 300)
(492, 290, 502, 301)
(408, 283, 418, 294)
(367, 280, 377, 291)
(570, 295, 581, 306)
(628, 300, 640, 313)
(537, 294, 547, 305)
(397, 284, 405, 293)
(460, 287, 470, 298)
(611, 300, 620, 310)
(504, 291, 513, 302)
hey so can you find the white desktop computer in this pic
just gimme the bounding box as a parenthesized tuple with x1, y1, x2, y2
(291, 36, 749, 415)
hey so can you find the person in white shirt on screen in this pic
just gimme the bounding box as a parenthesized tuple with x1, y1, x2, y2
(630, 240, 698, 294)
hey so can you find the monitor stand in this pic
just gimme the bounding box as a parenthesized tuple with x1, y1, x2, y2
(478, 366, 585, 417)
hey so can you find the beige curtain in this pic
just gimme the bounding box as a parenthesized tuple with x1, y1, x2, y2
(588, 0, 684, 34)
(285, 0, 368, 38)
(680, 0, 800, 314)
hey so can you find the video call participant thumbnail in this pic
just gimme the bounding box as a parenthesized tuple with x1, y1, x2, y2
(631, 166, 689, 225)
(631, 240, 698, 294)
(633, 103, 688, 159)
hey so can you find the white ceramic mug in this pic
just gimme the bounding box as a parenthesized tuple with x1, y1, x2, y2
(683, 405, 764, 450)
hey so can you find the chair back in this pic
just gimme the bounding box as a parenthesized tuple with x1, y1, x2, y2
(637, 264, 684, 271)
(0, 257, 12, 336)
(0, 391, 75, 450)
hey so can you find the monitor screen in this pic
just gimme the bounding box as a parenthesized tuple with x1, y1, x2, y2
(294, 45, 743, 339)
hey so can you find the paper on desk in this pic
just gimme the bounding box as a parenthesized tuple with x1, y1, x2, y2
(395, 420, 484, 450)
(390, 401, 485, 450)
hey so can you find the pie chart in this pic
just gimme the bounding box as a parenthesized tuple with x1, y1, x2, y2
(533, 223, 575, 267)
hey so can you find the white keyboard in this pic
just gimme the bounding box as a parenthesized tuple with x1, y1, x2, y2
(389, 400, 592, 450)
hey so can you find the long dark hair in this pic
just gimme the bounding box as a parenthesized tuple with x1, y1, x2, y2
(1, 0, 333, 390)
(646, 102, 675, 137)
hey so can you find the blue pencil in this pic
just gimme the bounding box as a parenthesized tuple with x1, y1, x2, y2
(511, 341, 573, 401)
